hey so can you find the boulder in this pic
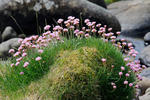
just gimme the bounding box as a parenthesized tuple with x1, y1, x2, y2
(88, 0, 107, 8)
(0, 0, 120, 36)
(0, 38, 21, 58)
(2, 26, 17, 42)
(144, 32, 150, 46)
(138, 77, 150, 95)
(0, 32, 2, 43)
(139, 87, 150, 100)
(139, 46, 150, 67)
(108, 0, 150, 37)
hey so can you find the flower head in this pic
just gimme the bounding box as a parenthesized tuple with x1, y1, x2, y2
(35, 57, 42, 61)
(124, 81, 128, 85)
(44, 25, 51, 30)
(20, 72, 24, 75)
(9, 49, 15, 54)
(23, 62, 29, 68)
(101, 58, 106, 63)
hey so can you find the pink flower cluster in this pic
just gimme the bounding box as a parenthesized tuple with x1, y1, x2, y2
(7, 16, 145, 93)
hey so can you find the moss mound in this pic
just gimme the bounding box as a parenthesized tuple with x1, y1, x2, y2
(49, 47, 100, 100)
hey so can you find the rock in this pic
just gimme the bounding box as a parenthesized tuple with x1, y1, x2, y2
(88, 0, 107, 8)
(18, 34, 26, 39)
(108, 0, 150, 37)
(139, 87, 150, 100)
(0, 0, 120, 36)
(138, 77, 150, 95)
(2, 26, 17, 42)
(0, 38, 21, 58)
(140, 68, 150, 79)
(144, 32, 150, 46)
(0, 32, 2, 43)
(139, 46, 150, 67)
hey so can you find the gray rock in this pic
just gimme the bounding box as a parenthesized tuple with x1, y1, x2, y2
(0, 38, 21, 58)
(2, 26, 17, 42)
(0, 32, 2, 43)
(139, 87, 150, 100)
(139, 46, 150, 67)
(138, 76, 150, 95)
(144, 32, 150, 45)
(140, 68, 150, 79)
(108, 0, 150, 37)
(0, 0, 120, 36)
(88, 0, 107, 8)
(18, 34, 26, 39)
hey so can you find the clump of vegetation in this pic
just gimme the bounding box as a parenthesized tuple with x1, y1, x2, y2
(48, 39, 135, 100)
(0, 16, 145, 100)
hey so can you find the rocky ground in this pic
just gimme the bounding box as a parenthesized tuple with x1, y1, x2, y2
(1, 0, 150, 100)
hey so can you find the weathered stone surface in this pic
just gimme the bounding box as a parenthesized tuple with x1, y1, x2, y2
(144, 32, 150, 46)
(0, 0, 120, 36)
(139, 46, 150, 67)
(139, 87, 150, 100)
(0, 32, 2, 43)
(2, 26, 17, 42)
(0, 38, 21, 58)
(138, 77, 150, 95)
(88, 0, 107, 8)
(108, 0, 150, 37)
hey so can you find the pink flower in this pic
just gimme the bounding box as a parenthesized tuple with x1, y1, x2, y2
(9, 49, 15, 54)
(116, 32, 121, 35)
(15, 62, 20, 66)
(101, 58, 106, 63)
(125, 73, 130, 77)
(84, 19, 90, 23)
(91, 29, 97, 33)
(129, 83, 133, 87)
(20, 72, 24, 75)
(128, 43, 133, 47)
(38, 49, 43, 53)
(44, 25, 51, 30)
(135, 85, 139, 88)
(122, 42, 127, 46)
(124, 57, 129, 62)
(11, 63, 14, 67)
(35, 57, 41, 61)
(124, 81, 128, 85)
(22, 53, 27, 57)
(132, 54, 137, 57)
(16, 57, 22, 62)
(18, 39, 23, 43)
(23, 62, 29, 68)
(108, 28, 112, 31)
(85, 34, 90, 38)
(121, 66, 125, 71)
(113, 85, 117, 89)
(111, 65, 115, 68)
(110, 36, 116, 39)
(119, 72, 123, 76)
(111, 82, 115, 86)
(63, 28, 68, 32)
(57, 18, 64, 24)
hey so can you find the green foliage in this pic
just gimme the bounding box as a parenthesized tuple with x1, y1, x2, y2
(0, 38, 135, 100)
(46, 38, 135, 100)
(105, 0, 120, 4)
